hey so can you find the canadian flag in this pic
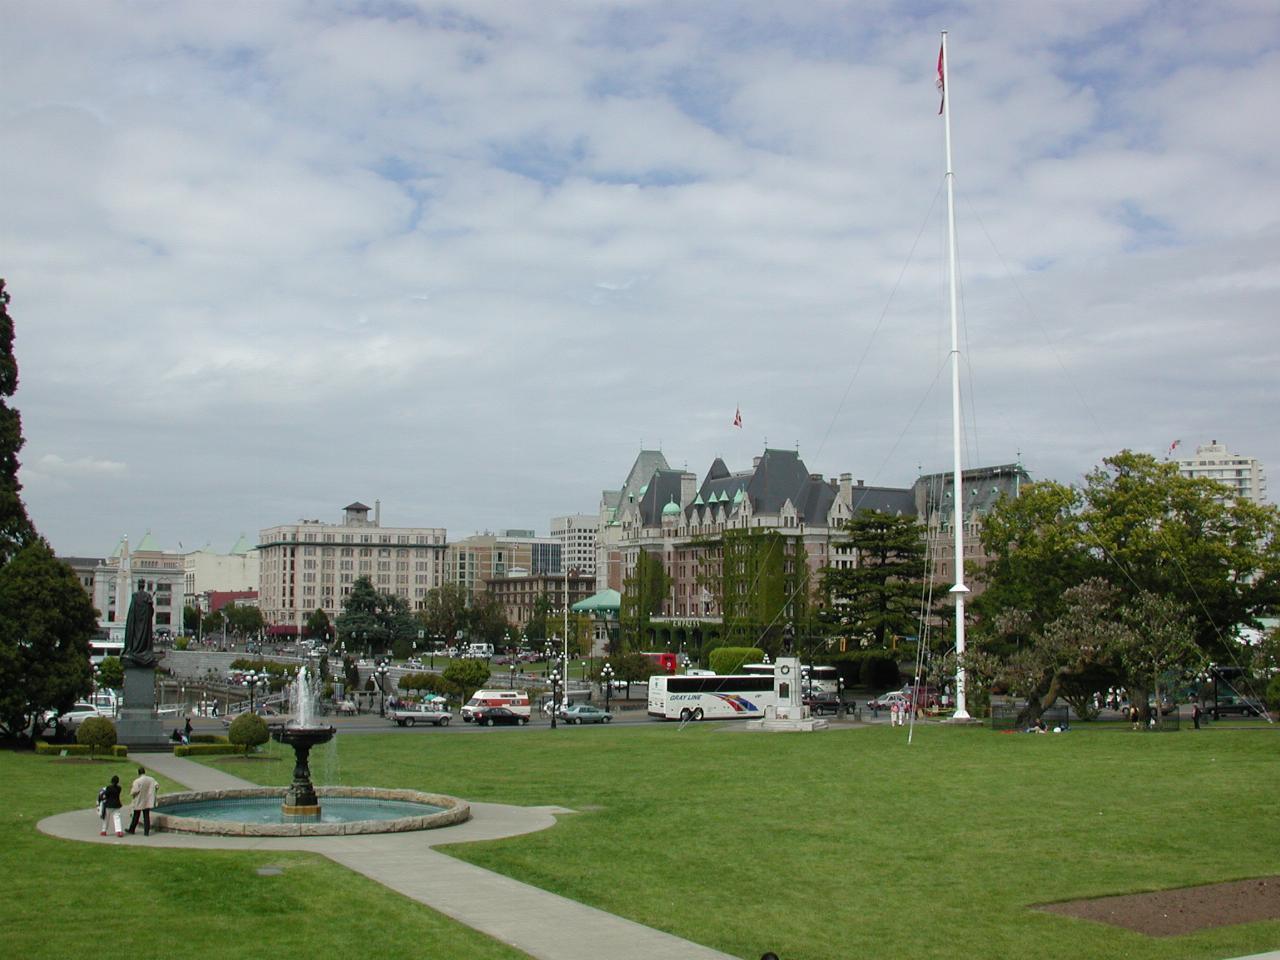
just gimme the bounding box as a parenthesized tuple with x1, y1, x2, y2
(732, 407, 742, 428)
(936, 42, 945, 115)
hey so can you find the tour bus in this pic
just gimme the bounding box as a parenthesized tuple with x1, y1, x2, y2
(741, 662, 839, 695)
(648, 673, 776, 721)
(461, 689, 531, 722)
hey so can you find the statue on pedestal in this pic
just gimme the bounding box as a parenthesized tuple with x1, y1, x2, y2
(122, 589, 158, 668)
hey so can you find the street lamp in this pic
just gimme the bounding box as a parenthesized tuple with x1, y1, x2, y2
(549, 662, 562, 730)
(601, 662, 614, 715)
(243, 670, 265, 714)
(375, 661, 391, 717)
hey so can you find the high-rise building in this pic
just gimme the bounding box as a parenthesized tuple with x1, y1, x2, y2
(1175, 440, 1267, 505)
(258, 501, 446, 635)
(550, 513, 598, 575)
(446, 531, 562, 602)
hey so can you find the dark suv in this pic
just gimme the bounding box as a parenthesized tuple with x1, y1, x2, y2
(804, 692, 842, 716)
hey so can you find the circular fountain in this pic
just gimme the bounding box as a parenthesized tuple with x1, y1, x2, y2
(152, 665, 469, 837)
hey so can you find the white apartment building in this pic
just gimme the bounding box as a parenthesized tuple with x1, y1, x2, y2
(550, 513, 598, 575)
(183, 534, 259, 609)
(258, 501, 447, 635)
(93, 532, 185, 637)
(1176, 440, 1268, 505)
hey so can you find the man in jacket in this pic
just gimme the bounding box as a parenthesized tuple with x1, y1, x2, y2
(126, 766, 159, 836)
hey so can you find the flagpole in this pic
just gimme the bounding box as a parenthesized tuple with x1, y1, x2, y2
(941, 30, 971, 721)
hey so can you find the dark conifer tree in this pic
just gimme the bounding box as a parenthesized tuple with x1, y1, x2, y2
(0, 280, 38, 567)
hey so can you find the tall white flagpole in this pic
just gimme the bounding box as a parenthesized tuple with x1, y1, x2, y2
(941, 30, 971, 721)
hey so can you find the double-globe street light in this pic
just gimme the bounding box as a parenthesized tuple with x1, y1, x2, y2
(548, 662, 562, 730)
(374, 660, 391, 717)
(242, 669, 266, 714)
(600, 662, 615, 716)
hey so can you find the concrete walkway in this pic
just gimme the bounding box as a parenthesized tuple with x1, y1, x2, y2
(40, 754, 741, 960)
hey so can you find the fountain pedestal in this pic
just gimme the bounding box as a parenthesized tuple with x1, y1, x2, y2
(278, 726, 335, 818)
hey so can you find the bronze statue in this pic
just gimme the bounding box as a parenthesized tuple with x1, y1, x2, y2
(122, 588, 157, 668)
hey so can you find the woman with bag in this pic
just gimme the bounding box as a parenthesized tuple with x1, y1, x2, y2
(99, 775, 123, 837)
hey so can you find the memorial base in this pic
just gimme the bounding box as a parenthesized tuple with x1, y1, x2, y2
(118, 666, 170, 750)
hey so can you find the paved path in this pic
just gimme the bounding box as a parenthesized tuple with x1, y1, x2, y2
(40, 754, 742, 960)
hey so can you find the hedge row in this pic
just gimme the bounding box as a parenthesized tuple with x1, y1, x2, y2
(173, 742, 249, 757)
(36, 742, 129, 757)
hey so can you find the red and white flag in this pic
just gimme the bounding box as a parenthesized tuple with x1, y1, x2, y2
(732, 406, 742, 428)
(936, 43, 945, 115)
(1168, 439, 1182, 456)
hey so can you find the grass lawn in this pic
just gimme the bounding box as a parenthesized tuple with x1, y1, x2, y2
(5, 722, 1278, 959)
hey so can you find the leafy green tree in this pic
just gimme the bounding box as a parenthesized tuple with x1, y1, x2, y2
(467, 592, 510, 644)
(76, 716, 117, 757)
(224, 605, 265, 639)
(96, 656, 124, 690)
(441, 659, 491, 701)
(335, 576, 415, 654)
(0, 280, 37, 568)
(620, 549, 669, 650)
(528, 592, 553, 643)
(398, 671, 453, 699)
(0, 540, 97, 738)
(977, 451, 1280, 662)
(1115, 590, 1204, 724)
(227, 712, 269, 752)
(821, 511, 925, 650)
(416, 583, 470, 646)
(305, 607, 331, 642)
(183, 604, 202, 634)
(612, 651, 663, 696)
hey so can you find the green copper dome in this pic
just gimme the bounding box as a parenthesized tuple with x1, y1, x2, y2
(662, 499, 681, 517)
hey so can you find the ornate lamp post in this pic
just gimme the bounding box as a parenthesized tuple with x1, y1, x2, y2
(549, 662, 562, 730)
(243, 669, 265, 714)
(601, 662, 614, 715)
(375, 661, 391, 717)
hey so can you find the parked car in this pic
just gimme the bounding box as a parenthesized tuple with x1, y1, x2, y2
(1209, 696, 1260, 719)
(472, 706, 529, 726)
(804, 692, 842, 716)
(561, 704, 613, 724)
(866, 690, 910, 712)
(40, 702, 102, 731)
(388, 703, 452, 727)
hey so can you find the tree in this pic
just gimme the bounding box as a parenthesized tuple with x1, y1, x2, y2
(977, 451, 1280, 661)
(1115, 591, 1203, 724)
(96, 656, 124, 691)
(0, 540, 97, 738)
(0, 280, 37, 568)
(416, 584, 470, 646)
(822, 511, 926, 649)
(467, 593, 510, 644)
(224, 605, 265, 639)
(398, 671, 454, 699)
(305, 607, 331, 642)
(613, 651, 663, 696)
(524, 592, 553, 643)
(335, 576, 415, 654)
(183, 604, 202, 635)
(441, 659, 491, 701)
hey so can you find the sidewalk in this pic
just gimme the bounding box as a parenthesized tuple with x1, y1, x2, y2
(40, 755, 742, 960)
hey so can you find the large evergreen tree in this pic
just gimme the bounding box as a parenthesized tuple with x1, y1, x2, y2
(335, 576, 415, 654)
(821, 510, 926, 649)
(0, 540, 98, 737)
(0, 280, 37, 567)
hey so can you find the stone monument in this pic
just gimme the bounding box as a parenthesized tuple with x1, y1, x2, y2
(117, 586, 169, 749)
(760, 656, 829, 733)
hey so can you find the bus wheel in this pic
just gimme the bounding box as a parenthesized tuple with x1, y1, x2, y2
(692, 708, 704, 721)
(679, 708, 692, 722)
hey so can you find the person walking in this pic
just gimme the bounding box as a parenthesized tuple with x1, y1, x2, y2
(1192, 703, 1202, 730)
(127, 766, 159, 836)
(183, 717, 193, 741)
(889, 701, 899, 727)
(99, 775, 124, 837)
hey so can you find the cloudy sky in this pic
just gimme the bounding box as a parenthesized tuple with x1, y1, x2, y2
(3, 0, 1277, 557)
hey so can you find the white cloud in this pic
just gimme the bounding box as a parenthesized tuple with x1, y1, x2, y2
(1, 0, 1277, 555)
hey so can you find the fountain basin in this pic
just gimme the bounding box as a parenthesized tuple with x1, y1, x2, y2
(153, 786, 470, 836)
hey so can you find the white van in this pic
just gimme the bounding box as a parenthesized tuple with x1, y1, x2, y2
(466, 642, 494, 659)
(462, 689, 530, 722)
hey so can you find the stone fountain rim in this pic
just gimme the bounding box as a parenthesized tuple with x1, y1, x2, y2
(154, 786, 470, 837)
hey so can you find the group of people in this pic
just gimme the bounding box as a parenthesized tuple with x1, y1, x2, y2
(96, 766, 159, 837)
(888, 700, 914, 726)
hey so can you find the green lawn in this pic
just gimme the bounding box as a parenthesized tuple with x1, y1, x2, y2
(4, 723, 1278, 959)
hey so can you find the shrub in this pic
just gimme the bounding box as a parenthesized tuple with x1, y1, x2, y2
(1267, 674, 1280, 713)
(174, 742, 248, 757)
(35, 742, 128, 757)
(709, 646, 763, 675)
(76, 717, 117, 757)
(226, 713, 270, 752)
(189, 734, 229, 744)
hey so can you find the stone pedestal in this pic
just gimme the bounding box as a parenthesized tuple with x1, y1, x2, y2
(117, 666, 169, 750)
(759, 657, 829, 732)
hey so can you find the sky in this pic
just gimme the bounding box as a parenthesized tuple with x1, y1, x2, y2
(3, 0, 1278, 558)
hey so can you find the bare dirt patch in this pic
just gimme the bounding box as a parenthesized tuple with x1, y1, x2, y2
(1037, 876, 1280, 937)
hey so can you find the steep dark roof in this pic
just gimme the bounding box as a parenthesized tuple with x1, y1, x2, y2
(639, 468, 686, 526)
(344, 501, 371, 512)
(847, 485, 918, 516)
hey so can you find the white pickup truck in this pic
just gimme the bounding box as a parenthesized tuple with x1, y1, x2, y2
(387, 704, 452, 727)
